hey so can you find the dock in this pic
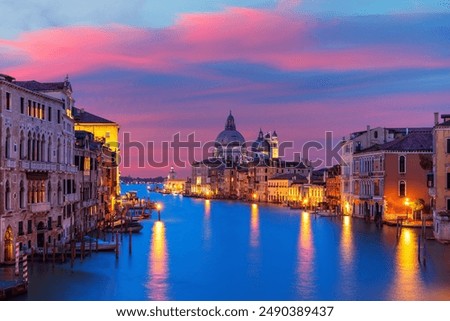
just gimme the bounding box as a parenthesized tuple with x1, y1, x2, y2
(0, 265, 27, 300)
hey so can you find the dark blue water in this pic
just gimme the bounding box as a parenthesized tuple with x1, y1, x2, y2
(21, 184, 450, 300)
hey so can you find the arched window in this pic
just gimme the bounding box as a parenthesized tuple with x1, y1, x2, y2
(5, 180, 11, 210)
(4, 226, 14, 262)
(27, 132, 32, 160)
(47, 181, 52, 203)
(47, 136, 52, 162)
(32, 133, 36, 161)
(41, 134, 45, 162)
(58, 182, 62, 205)
(19, 180, 25, 208)
(57, 138, 61, 163)
(5, 128, 11, 158)
(399, 180, 406, 197)
(399, 155, 406, 173)
(19, 131, 25, 160)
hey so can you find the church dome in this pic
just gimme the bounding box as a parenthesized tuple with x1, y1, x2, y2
(215, 112, 246, 147)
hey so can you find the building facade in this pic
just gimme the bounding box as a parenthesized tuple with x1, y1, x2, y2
(431, 113, 450, 242)
(350, 129, 432, 222)
(0, 74, 77, 263)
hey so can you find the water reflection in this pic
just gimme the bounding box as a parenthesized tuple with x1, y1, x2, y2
(250, 204, 259, 248)
(297, 211, 315, 298)
(340, 215, 355, 296)
(390, 229, 424, 300)
(203, 200, 212, 244)
(341, 216, 354, 266)
(148, 221, 169, 300)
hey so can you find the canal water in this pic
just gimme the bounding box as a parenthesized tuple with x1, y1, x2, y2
(18, 184, 450, 301)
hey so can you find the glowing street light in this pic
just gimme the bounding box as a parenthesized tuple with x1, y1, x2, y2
(404, 198, 410, 220)
(156, 203, 162, 221)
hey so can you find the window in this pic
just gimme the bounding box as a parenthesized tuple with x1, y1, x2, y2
(19, 180, 25, 208)
(447, 173, 450, 189)
(374, 131, 378, 139)
(48, 106, 52, 121)
(18, 222, 24, 236)
(447, 199, 450, 211)
(20, 97, 24, 114)
(5, 92, 11, 110)
(5, 128, 10, 158)
(48, 217, 52, 231)
(399, 180, 406, 197)
(28, 100, 32, 116)
(57, 109, 61, 123)
(399, 155, 406, 173)
(447, 139, 450, 154)
(27, 220, 32, 234)
(5, 180, 11, 210)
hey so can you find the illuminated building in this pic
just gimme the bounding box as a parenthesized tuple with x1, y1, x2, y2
(350, 128, 432, 221)
(72, 107, 120, 214)
(430, 113, 450, 242)
(0, 74, 77, 263)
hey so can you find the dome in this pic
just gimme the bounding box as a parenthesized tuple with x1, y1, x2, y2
(215, 111, 246, 147)
(216, 129, 246, 146)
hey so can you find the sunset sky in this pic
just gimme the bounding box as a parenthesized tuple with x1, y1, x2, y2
(1, 1, 450, 177)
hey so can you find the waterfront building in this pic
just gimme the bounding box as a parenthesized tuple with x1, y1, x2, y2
(73, 107, 120, 213)
(164, 167, 186, 194)
(74, 131, 102, 235)
(350, 129, 432, 221)
(0, 74, 77, 263)
(430, 113, 450, 242)
(340, 126, 430, 216)
(190, 112, 313, 201)
(325, 165, 341, 212)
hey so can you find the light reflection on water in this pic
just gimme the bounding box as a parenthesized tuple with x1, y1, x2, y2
(390, 229, 424, 300)
(147, 221, 168, 300)
(297, 211, 315, 297)
(203, 199, 211, 246)
(250, 204, 259, 248)
(340, 215, 355, 297)
(20, 185, 450, 301)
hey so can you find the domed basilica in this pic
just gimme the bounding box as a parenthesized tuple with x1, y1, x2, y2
(212, 111, 280, 164)
(214, 111, 247, 162)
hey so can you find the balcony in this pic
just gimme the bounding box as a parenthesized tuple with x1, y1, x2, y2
(20, 160, 57, 172)
(3, 159, 16, 169)
(30, 202, 51, 213)
(64, 194, 79, 202)
(82, 199, 98, 208)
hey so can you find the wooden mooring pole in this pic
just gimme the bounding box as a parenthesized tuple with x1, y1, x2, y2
(115, 231, 119, 259)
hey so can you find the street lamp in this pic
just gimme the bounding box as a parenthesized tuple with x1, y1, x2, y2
(156, 203, 162, 221)
(252, 193, 257, 203)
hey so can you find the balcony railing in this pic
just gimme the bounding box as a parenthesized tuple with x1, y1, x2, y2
(64, 194, 79, 202)
(20, 160, 57, 171)
(4, 159, 16, 168)
(30, 202, 51, 213)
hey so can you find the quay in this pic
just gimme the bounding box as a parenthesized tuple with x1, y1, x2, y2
(0, 265, 27, 300)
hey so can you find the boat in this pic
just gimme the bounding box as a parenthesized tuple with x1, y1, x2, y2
(108, 218, 144, 233)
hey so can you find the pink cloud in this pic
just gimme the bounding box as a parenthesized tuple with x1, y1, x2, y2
(1, 7, 449, 81)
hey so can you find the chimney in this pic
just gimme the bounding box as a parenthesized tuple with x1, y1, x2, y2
(434, 112, 439, 126)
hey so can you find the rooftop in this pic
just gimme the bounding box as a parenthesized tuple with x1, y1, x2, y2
(356, 129, 433, 154)
(73, 107, 116, 124)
